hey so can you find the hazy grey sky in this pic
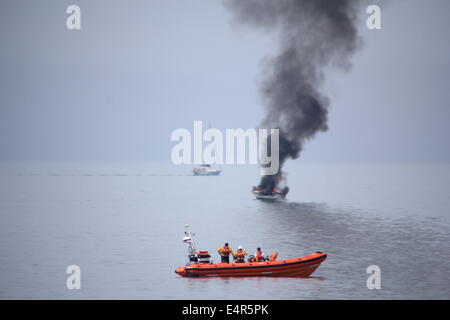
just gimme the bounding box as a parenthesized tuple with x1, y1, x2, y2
(1, 0, 449, 163)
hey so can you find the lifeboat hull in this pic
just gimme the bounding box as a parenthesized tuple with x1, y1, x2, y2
(175, 252, 326, 278)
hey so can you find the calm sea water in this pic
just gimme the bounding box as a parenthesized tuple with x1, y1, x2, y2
(0, 163, 449, 299)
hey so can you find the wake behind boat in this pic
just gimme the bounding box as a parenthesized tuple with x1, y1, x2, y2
(193, 164, 221, 176)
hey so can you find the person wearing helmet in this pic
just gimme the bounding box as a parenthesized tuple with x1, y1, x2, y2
(217, 243, 233, 263)
(232, 246, 248, 263)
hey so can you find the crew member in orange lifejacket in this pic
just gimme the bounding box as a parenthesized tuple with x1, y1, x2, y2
(232, 246, 248, 263)
(217, 243, 233, 263)
(255, 247, 265, 262)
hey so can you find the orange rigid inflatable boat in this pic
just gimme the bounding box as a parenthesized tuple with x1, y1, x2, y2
(175, 251, 327, 277)
(175, 225, 327, 278)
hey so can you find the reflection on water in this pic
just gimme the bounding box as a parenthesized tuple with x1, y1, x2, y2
(0, 163, 449, 299)
(252, 201, 450, 299)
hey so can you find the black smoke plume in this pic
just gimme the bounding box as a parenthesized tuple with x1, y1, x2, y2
(225, 0, 362, 194)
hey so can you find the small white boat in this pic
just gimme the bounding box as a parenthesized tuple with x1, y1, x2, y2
(193, 164, 221, 176)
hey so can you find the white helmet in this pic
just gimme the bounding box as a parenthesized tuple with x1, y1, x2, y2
(238, 246, 243, 250)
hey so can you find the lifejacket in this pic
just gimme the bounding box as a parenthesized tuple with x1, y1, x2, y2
(218, 247, 232, 257)
(256, 250, 264, 261)
(233, 250, 247, 260)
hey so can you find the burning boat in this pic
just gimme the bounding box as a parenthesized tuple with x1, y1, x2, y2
(252, 172, 289, 200)
(226, 0, 363, 204)
(251, 185, 289, 200)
